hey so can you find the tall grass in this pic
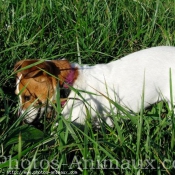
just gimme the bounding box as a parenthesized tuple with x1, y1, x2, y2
(1, 0, 175, 174)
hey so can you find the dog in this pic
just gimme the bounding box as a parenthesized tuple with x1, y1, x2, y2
(14, 46, 175, 126)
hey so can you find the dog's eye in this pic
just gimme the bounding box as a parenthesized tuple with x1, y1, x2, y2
(24, 95, 31, 102)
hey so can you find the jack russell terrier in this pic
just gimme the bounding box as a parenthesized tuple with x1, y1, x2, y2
(15, 46, 175, 126)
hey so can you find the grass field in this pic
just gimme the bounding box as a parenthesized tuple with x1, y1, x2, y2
(0, 0, 175, 174)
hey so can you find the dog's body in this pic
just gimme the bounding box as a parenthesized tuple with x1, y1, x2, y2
(15, 46, 175, 126)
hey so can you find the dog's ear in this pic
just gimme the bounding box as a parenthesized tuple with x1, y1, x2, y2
(14, 60, 59, 78)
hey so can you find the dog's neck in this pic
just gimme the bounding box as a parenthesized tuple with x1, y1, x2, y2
(59, 67, 78, 106)
(63, 68, 76, 88)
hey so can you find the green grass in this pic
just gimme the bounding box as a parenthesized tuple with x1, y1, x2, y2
(1, 0, 175, 174)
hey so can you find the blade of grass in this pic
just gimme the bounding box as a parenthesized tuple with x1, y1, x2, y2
(136, 72, 145, 174)
(18, 132, 22, 163)
(25, 147, 39, 175)
(169, 68, 175, 149)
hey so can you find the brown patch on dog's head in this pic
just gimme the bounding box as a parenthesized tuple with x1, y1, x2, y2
(14, 59, 59, 79)
(14, 59, 77, 85)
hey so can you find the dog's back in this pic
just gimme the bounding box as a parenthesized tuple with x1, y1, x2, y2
(63, 46, 175, 125)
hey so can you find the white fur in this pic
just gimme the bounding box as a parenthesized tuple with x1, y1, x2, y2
(61, 46, 175, 126)
(21, 106, 46, 123)
(21, 107, 39, 123)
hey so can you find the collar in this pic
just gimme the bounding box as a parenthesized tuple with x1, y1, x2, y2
(60, 68, 76, 106)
